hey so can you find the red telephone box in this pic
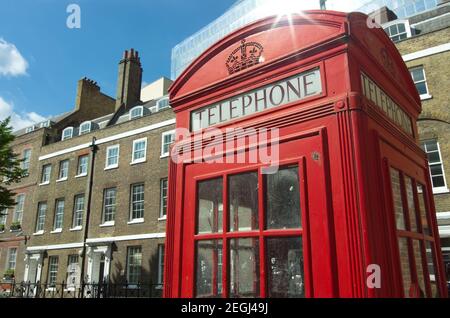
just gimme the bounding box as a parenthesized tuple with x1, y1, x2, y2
(163, 11, 448, 298)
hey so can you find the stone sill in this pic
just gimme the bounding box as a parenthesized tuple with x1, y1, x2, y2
(100, 221, 115, 228)
(75, 173, 87, 179)
(56, 177, 68, 183)
(127, 218, 144, 225)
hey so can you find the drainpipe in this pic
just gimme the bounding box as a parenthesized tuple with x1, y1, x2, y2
(79, 136, 98, 296)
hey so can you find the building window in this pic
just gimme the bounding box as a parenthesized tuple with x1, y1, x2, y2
(126, 246, 142, 285)
(41, 164, 52, 184)
(13, 194, 25, 224)
(35, 202, 47, 233)
(160, 178, 168, 218)
(48, 256, 59, 287)
(53, 199, 64, 231)
(422, 140, 448, 193)
(157, 97, 170, 111)
(0, 209, 7, 229)
(161, 130, 175, 157)
(39, 120, 51, 128)
(25, 126, 35, 133)
(383, 21, 411, 42)
(77, 155, 88, 176)
(102, 188, 117, 223)
(22, 149, 32, 174)
(7, 248, 17, 270)
(79, 121, 91, 135)
(410, 66, 430, 98)
(105, 145, 120, 169)
(132, 138, 147, 164)
(157, 244, 165, 285)
(130, 183, 144, 221)
(130, 106, 144, 120)
(72, 194, 84, 228)
(66, 255, 79, 288)
(62, 127, 74, 141)
(58, 160, 69, 180)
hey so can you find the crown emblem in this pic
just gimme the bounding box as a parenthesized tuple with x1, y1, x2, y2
(226, 39, 264, 75)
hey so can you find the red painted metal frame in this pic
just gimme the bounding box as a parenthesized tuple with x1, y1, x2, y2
(163, 10, 448, 298)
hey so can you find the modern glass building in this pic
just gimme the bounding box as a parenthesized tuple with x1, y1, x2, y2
(170, 0, 441, 79)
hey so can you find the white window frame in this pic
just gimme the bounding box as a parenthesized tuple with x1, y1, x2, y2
(7, 248, 17, 270)
(383, 19, 412, 42)
(47, 256, 59, 287)
(129, 183, 145, 222)
(160, 130, 175, 158)
(409, 66, 432, 100)
(13, 194, 25, 224)
(39, 120, 51, 128)
(423, 140, 449, 194)
(40, 164, 52, 185)
(22, 149, 32, 174)
(131, 138, 147, 164)
(62, 127, 74, 141)
(102, 187, 117, 225)
(159, 178, 168, 220)
(105, 145, 120, 170)
(157, 244, 165, 286)
(129, 106, 144, 120)
(79, 121, 92, 135)
(157, 97, 170, 111)
(76, 155, 88, 177)
(52, 199, 64, 232)
(72, 194, 84, 229)
(35, 202, 47, 234)
(57, 160, 69, 181)
(126, 246, 142, 285)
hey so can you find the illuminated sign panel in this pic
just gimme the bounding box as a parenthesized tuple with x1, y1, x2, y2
(191, 68, 322, 131)
(361, 73, 413, 136)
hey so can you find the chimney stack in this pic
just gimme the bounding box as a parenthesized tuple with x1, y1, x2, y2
(75, 77, 101, 111)
(115, 48, 143, 110)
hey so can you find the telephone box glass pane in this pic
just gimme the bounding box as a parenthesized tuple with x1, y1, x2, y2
(229, 238, 260, 297)
(417, 184, 430, 235)
(229, 172, 259, 232)
(197, 178, 223, 234)
(265, 166, 301, 229)
(405, 177, 418, 232)
(412, 240, 427, 297)
(195, 240, 223, 298)
(267, 237, 304, 298)
(398, 237, 412, 297)
(425, 241, 440, 297)
(390, 168, 406, 230)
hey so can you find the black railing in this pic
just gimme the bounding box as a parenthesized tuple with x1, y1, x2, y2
(0, 280, 163, 298)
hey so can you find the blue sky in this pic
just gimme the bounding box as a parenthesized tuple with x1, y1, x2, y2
(0, 0, 235, 130)
(0, 0, 367, 130)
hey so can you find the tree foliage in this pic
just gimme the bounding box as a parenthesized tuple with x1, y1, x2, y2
(0, 117, 27, 211)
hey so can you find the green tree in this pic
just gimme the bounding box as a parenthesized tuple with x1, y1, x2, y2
(0, 117, 27, 211)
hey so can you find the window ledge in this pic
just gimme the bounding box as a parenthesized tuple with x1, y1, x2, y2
(160, 154, 169, 159)
(130, 159, 146, 165)
(33, 230, 44, 236)
(155, 285, 163, 290)
(70, 226, 82, 231)
(433, 187, 450, 195)
(158, 216, 167, 221)
(10, 229, 22, 233)
(104, 165, 119, 171)
(420, 94, 433, 101)
(56, 177, 68, 183)
(39, 181, 50, 186)
(50, 229, 62, 234)
(100, 221, 115, 227)
(75, 173, 87, 178)
(127, 218, 144, 225)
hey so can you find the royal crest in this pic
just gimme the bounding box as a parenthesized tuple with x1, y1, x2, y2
(226, 39, 264, 75)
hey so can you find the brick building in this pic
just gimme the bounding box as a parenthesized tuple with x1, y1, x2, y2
(372, 0, 450, 281)
(0, 49, 175, 295)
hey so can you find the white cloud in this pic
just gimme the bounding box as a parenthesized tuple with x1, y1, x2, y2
(0, 96, 47, 131)
(0, 38, 28, 77)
